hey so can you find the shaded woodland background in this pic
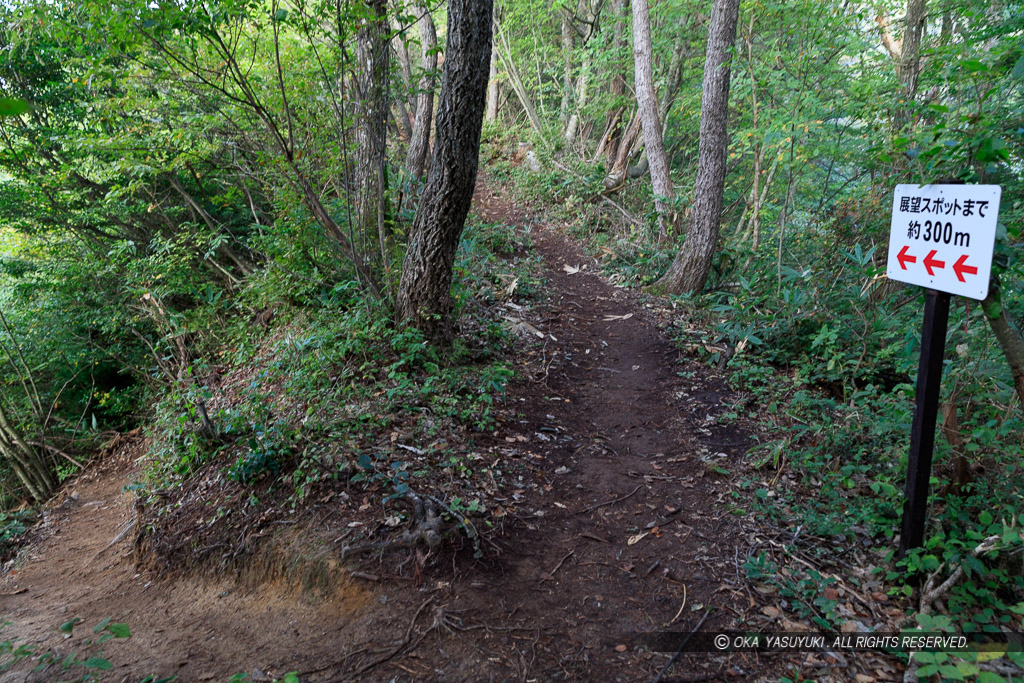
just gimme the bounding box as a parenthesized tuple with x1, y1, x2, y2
(0, 0, 1022, 677)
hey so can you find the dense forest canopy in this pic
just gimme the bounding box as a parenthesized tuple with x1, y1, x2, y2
(0, 0, 1022, 675)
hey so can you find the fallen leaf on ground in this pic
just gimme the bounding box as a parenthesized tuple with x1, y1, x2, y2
(614, 644, 627, 652)
(780, 618, 813, 632)
(603, 313, 633, 321)
(503, 316, 545, 338)
(627, 531, 649, 546)
(563, 264, 582, 274)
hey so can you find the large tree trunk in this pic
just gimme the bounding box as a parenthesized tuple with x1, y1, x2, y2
(396, 0, 493, 344)
(355, 0, 391, 265)
(654, 0, 740, 295)
(404, 1, 438, 182)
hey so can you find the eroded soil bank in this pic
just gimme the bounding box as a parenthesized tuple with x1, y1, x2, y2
(1, 187, 759, 682)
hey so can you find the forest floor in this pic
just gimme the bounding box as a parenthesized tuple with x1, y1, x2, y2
(0, 184, 867, 682)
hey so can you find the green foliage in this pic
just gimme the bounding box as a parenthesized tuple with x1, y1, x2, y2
(0, 617, 166, 682)
(229, 672, 299, 683)
(0, 509, 33, 561)
(685, 223, 1024, 635)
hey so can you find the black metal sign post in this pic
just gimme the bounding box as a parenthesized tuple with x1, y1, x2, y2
(898, 289, 951, 559)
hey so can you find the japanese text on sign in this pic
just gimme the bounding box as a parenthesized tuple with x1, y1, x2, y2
(886, 184, 1001, 300)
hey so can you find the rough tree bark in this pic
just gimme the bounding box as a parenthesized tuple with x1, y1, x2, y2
(404, 1, 438, 182)
(898, 0, 927, 102)
(355, 0, 391, 264)
(654, 0, 740, 295)
(396, 0, 493, 344)
(603, 112, 643, 188)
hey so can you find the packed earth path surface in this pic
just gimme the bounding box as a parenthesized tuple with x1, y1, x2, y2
(0, 185, 762, 682)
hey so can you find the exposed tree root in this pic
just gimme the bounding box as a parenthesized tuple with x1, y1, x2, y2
(342, 491, 444, 559)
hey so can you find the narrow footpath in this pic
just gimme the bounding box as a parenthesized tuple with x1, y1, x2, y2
(0, 186, 760, 682)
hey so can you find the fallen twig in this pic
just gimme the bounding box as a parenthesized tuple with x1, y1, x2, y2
(919, 534, 1000, 615)
(87, 518, 137, 565)
(652, 608, 713, 683)
(666, 585, 687, 626)
(353, 597, 434, 675)
(580, 484, 643, 515)
(540, 549, 574, 583)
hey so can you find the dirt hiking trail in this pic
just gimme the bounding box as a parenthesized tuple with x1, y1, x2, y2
(0, 187, 758, 681)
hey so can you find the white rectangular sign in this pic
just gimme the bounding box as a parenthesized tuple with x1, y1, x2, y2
(886, 184, 1001, 300)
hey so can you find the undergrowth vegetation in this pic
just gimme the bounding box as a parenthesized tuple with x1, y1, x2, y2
(135, 214, 538, 571)
(491, 123, 1024, 673)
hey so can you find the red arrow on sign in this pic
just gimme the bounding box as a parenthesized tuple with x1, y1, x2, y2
(897, 245, 917, 270)
(923, 250, 945, 276)
(953, 254, 978, 282)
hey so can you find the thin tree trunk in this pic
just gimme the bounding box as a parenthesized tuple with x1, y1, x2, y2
(750, 150, 779, 249)
(494, 22, 544, 135)
(397, 0, 493, 344)
(566, 1, 598, 147)
(632, 0, 678, 240)
(0, 402, 55, 502)
(898, 0, 927, 102)
(603, 111, 642, 189)
(982, 275, 1024, 410)
(657, 13, 691, 130)
(560, 8, 574, 124)
(743, 12, 763, 250)
(565, 46, 590, 146)
(775, 151, 796, 292)
(393, 18, 415, 139)
(654, 0, 740, 294)
(404, 2, 438, 182)
(603, 0, 629, 166)
(486, 19, 501, 122)
(878, 0, 927, 137)
(394, 93, 413, 142)
(355, 0, 391, 267)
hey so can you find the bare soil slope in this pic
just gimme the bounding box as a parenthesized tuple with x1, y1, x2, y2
(0, 186, 759, 682)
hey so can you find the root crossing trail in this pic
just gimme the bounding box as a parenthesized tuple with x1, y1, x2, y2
(0, 186, 753, 682)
